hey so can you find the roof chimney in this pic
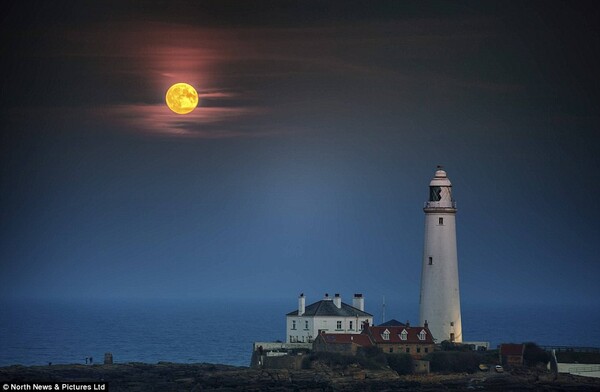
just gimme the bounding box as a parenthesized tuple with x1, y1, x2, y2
(424, 320, 428, 329)
(353, 293, 364, 311)
(333, 293, 341, 308)
(406, 320, 410, 328)
(298, 293, 305, 316)
(324, 293, 330, 300)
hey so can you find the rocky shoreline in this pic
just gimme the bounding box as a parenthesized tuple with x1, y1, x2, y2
(2, 362, 600, 391)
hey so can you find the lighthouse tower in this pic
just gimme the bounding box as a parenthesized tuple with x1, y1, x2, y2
(419, 166, 462, 343)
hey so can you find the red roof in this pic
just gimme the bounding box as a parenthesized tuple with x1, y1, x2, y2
(319, 333, 373, 347)
(363, 325, 435, 344)
(500, 344, 525, 356)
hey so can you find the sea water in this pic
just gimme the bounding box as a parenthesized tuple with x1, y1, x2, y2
(0, 299, 598, 367)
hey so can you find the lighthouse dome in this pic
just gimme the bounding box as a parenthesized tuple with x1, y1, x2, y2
(429, 168, 452, 187)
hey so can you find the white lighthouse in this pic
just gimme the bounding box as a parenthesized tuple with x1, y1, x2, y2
(419, 166, 462, 343)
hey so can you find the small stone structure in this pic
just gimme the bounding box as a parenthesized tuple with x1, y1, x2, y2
(312, 333, 373, 355)
(499, 344, 525, 366)
(413, 360, 430, 374)
(104, 352, 113, 365)
(250, 342, 311, 369)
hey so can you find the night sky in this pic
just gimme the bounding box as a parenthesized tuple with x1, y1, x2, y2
(1, 1, 599, 309)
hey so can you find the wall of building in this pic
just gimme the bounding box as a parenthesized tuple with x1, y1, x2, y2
(376, 343, 435, 359)
(312, 336, 360, 355)
(286, 315, 372, 343)
(419, 211, 462, 343)
(502, 355, 524, 366)
(286, 316, 313, 343)
(413, 360, 430, 374)
(462, 341, 490, 351)
(313, 341, 356, 355)
(250, 351, 305, 370)
(253, 342, 312, 351)
(557, 363, 600, 378)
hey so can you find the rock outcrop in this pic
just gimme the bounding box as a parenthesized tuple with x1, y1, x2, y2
(2, 362, 600, 391)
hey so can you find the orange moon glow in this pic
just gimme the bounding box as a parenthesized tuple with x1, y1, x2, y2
(165, 83, 199, 114)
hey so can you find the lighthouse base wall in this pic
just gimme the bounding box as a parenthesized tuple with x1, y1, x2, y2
(419, 211, 462, 343)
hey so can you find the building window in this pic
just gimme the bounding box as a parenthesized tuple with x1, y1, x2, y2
(450, 333, 455, 342)
(425, 347, 429, 353)
(428, 257, 433, 265)
(382, 329, 390, 340)
(417, 347, 421, 353)
(418, 330, 427, 341)
(430, 186, 442, 201)
(400, 329, 408, 341)
(439, 217, 444, 225)
(389, 348, 393, 353)
(406, 347, 410, 353)
(337, 321, 342, 330)
(292, 321, 296, 330)
(305, 320, 309, 330)
(301, 336, 305, 342)
(349, 321, 353, 330)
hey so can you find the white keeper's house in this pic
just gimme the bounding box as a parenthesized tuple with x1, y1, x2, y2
(286, 293, 373, 343)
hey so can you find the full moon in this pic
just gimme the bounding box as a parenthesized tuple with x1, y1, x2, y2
(165, 83, 199, 114)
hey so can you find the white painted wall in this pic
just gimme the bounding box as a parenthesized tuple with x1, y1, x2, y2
(419, 169, 463, 343)
(286, 314, 373, 343)
(557, 363, 600, 378)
